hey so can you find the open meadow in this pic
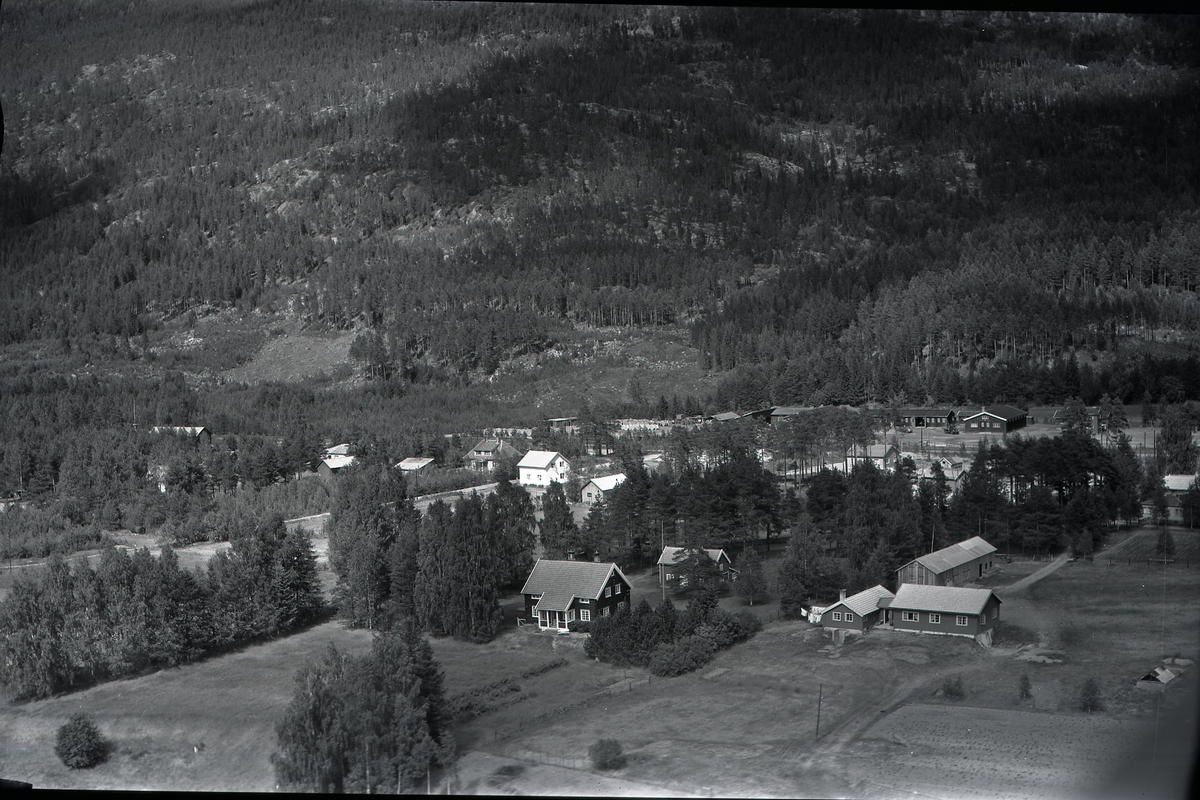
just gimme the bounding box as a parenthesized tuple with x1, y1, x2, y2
(1, 545, 1196, 796)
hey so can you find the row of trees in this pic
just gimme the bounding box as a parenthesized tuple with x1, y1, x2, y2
(327, 466, 533, 641)
(0, 513, 321, 700)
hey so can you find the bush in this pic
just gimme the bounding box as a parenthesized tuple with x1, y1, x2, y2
(55, 713, 108, 769)
(940, 676, 965, 701)
(648, 634, 717, 677)
(1018, 674, 1033, 701)
(567, 620, 591, 633)
(1078, 677, 1103, 712)
(589, 738, 626, 771)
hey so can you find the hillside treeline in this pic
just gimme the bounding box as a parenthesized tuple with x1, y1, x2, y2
(3, 6, 1197, 392)
(0, 514, 322, 700)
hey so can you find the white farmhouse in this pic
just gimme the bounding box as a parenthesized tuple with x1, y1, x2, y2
(517, 450, 571, 488)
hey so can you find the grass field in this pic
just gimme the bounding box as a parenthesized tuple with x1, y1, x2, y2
(1099, 526, 1200, 564)
(2, 546, 1196, 796)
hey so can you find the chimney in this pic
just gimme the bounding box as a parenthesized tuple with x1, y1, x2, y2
(839, 589, 847, 602)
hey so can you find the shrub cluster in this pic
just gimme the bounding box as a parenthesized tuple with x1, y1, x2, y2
(585, 594, 762, 677)
(520, 658, 569, 679)
(940, 676, 965, 701)
(589, 738, 626, 771)
(445, 677, 522, 722)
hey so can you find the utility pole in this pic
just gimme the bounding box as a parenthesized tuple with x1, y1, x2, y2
(815, 683, 823, 739)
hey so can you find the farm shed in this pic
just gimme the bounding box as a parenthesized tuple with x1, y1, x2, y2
(395, 456, 434, 473)
(895, 536, 997, 587)
(318, 454, 357, 482)
(820, 585, 894, 633)
(888, 584, 1001, 645)
(520, 559, 631, 632)
(961, 405, 1027, 433)
(581, 473, 626, 504)
(1136, 666, 1181, 691)
(657, 546, 734, 587)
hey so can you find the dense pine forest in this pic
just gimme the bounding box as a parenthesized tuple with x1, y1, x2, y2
(2, 4, 1200, 545)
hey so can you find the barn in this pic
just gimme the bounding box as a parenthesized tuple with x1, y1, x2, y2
(895, 536, 997, 587)
(520, 559, 631, 632)
(888, 584, 1001, 645)
(819, 585, 895, 633)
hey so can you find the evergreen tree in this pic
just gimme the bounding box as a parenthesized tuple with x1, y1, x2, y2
(539, 481, 578, 559)
(735, 546, 769, 606)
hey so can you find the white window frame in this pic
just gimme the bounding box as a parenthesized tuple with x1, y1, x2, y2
(929, 613, 941, 624)
(580, 609, 591, 622)
(903, 611, 919, 623)
(601, 606, 610, 616)
(831, 611, 842, 622)
(614, 583, 621, 595)
(605, 586, 612, 598)
(992, 607, 998, 619)
(844, 612, 853, 622)
(956, 615, 969, 626)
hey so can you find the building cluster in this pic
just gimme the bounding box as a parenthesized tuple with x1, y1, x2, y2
(812, 535, 1002, 646)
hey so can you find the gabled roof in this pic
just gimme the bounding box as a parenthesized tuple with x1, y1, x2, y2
(825, 585, 895, 618)
(771, 406, 813, 417)
(470, 438, 504, 453)
(711, 411, 742, 422)
(395, 457, 435, 471)
(657, 546, 731, 566)
(891, 584, 1000, 615)
(901, 536, 996, 576)
(151, 425, 209, 437)
(898, 408, 954, 416)
(324, 443, 353, 456)
(520, 559, 628, 605)
(322, 454, 358, 471)
(586, 473, 626, 492)
(1163, 474, 1197, 492)
(518, 450, 567, 469)
(961, 405, 1026, 422)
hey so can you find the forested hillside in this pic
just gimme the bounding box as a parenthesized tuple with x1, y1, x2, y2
(3, 3, 1198, 405)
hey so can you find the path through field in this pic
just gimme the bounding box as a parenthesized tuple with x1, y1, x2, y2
(998, 552, 1071, 593)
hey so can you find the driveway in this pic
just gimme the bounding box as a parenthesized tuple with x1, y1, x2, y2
(998, 551, 1071, 593)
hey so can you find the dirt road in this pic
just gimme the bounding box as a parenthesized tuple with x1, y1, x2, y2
(998, 552, 1071, 593)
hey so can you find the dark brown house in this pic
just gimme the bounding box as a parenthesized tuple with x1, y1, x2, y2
(961, 405, 1027, 433)
(895, 536, 997, 587)
(888, 584, 1001, 645)
(819, 585, 895, 633)
(520, 559, 631, 632)
(898, 409, 956, 429)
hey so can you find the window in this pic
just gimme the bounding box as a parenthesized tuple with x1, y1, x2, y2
(929, 613, 941, 624)
(614, 583, 621, 595)
(992, 607, 998, 619)
(844, 613, 853, 622)
(601, 606, 609, 616)
(956, 615, 968, 626)
(580, 609, 591, 622)
(831, 612, 842, 622)
(605, 587, 612, 598)
(980, 614, 987, 626)
(903, 611, 919, 623)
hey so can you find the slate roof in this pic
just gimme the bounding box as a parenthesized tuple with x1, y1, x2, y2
(961, 405, 1026, 422)
(518, 450, 567, 469)
(657, 546, 730, 566)
(521, 560, 628, 609)
(586, 473, 627, 492)
(396, 457, 434, 471)
(151, 425, 209, 437)
(711, 411, 742, 422)
(902, 536, 996, 576)
(771, 406, 813, 417)
(470, 438, 504, 453)
(324, 443, 353, 456)
(890, 584, 1000, 615)
(825, 585, 894, 618)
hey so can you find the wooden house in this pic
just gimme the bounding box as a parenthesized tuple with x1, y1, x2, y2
(897, 409, 956, 429)
(395, 456, 435, 473)
(517, 450, 571, 488)
(466, 438, 520, 472)
(820, 585, 895, 633)
(888, 584, 1001, 645)
(895, 536, 997, 587)
(520, 559, 631, 631)
(848, 443, 899, 471)
(657, 546, 734, 587)
(581, 473, 626, 504)
(961, 405, 1027, 433)
(150, 425, 212, 449)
